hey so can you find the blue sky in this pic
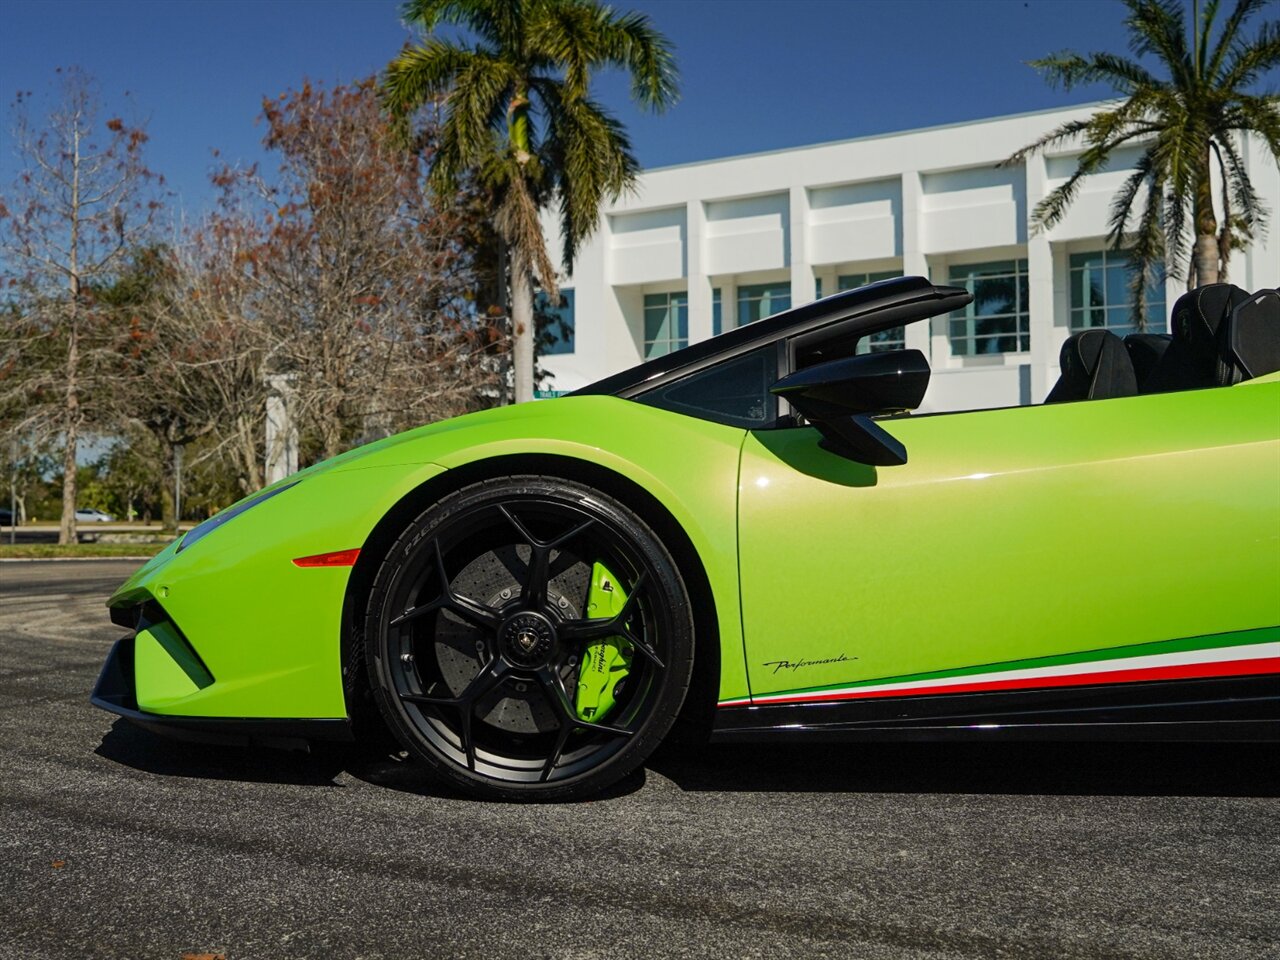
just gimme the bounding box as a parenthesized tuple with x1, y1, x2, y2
(0, 0, 1196, 217)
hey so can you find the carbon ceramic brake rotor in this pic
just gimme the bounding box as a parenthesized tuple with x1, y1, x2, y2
(433, 544, 590, 734)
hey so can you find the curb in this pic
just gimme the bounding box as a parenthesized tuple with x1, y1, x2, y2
(0, 556, 153, 563)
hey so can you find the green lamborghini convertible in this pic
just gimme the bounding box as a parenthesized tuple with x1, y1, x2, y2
(93, 276, 1280, 800)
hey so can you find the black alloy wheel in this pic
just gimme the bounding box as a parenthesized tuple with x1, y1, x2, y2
(364, 476, 694, 801)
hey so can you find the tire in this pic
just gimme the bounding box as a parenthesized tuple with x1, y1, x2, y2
(364, 475, 695, 802)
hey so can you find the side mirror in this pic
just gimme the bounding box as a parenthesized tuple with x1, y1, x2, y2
(770, 350, 930, 466)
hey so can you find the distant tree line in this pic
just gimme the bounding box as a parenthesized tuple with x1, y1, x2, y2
(0, 71, 509, 541)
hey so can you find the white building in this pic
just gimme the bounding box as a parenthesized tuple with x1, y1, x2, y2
(540, 103, 1280, 412)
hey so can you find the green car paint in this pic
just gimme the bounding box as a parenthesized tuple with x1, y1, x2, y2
(104, 365, 1279, 726)
(574, 561, 633, 722)
(133, 619, 214, 711)
(109, 396, 750, 719)
(738, 377, 1280, 700)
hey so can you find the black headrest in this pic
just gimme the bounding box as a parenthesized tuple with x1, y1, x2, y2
(1124, 334, 1172, 392)
(1217, 288, 1280, 385)
(1143, 283, 1250, 393)
(1045, 329, 1137, 404)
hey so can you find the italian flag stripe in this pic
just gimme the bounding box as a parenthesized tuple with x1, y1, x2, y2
(719, 626, 1279, 707)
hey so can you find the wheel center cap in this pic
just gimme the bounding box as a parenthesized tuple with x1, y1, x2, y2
(500, 611, 556, 667)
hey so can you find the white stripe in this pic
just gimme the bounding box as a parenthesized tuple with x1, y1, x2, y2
(750, 641, 1280, 704)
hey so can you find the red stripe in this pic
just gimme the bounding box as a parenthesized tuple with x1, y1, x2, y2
(749, 656, 1280, 706)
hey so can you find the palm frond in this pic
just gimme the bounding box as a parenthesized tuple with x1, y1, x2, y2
(536, 81, 638, 267)
(1002, 118, 1091, 166)
(1219, 20, 1280, 92)
(384, 40, 514, 178)
(1123, 0, 1192, 87)
(1028, 51, 1158, 93)
(494, 169, 558, 297)
(1221, 93, 1280, 158)
(1121, 166, 1168, 329)
(401, 0, 522, 51)
(1105, 149, 1156, 246)
(591, 9, 679, 110)
(1216, 133, 1267, 243)
(1207, 0, 1273, 81)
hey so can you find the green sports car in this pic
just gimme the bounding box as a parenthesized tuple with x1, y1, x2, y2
(93, 277, 1280, 801)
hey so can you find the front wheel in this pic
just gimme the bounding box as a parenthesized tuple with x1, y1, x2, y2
(364, 476, 695, 802)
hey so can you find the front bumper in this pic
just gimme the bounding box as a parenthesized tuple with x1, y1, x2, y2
(91, 634, 353, 750)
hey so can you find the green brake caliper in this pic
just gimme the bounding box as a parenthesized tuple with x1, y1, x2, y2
(574, 562, 633, 722)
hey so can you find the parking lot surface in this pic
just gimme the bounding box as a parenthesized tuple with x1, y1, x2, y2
(2, 559, 1277, 960)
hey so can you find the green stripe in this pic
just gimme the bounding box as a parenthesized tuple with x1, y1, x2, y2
(767, 625, 1280, 699)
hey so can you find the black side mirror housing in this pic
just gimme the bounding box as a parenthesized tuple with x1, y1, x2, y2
(770, 350, 930, 466)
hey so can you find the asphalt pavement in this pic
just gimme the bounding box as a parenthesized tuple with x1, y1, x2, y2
(1, 559, 1277, 960)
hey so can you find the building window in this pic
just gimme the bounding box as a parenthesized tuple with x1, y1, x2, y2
(737, 282, 791, 326)
(1069, 251, 1167, 335)
(539, 289, 575, 355)
(839, 270, 903, 352)
(712, 289, 722, 337)
(948, 259, 1030, 355)
(643, 291, 689, 358)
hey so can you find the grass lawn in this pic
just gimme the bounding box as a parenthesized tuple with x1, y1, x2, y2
(0, 542, 170, 559)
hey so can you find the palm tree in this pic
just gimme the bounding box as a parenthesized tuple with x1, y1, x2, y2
(382, 0, 678, 403)
(1008, 0, 1280, 323)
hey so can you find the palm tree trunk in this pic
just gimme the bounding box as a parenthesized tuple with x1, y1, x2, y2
(1192, 148, 1220, 287)
(510, 244, 535, 404)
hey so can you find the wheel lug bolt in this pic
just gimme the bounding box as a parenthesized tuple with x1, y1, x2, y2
(516, 682, 527, 693)
(400, 653, 414, 664)
(557, 596, 569, 609)
(567, 656, 578, 667)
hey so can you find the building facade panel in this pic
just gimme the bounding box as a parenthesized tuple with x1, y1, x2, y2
(541, 104, 1280, 412)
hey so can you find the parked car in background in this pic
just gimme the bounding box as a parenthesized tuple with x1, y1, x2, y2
(0, 507, 16, 526)
(75, 509, 116, 523)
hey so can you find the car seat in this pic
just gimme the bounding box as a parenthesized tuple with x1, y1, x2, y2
(1142, 283, 1250, 393)
(1123, 334, 1171, 392)
(1216, 288, 1280, 385)
(1045, 329, 1138, 403)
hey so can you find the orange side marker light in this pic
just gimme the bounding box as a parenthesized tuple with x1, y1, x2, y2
(292, 548, 361, 568)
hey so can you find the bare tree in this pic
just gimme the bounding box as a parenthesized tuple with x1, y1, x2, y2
(248, 79, 502, 461)
(0, 69, 160, 543)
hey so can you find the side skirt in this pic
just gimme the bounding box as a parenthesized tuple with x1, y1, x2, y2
(710, 675, 1280, 743)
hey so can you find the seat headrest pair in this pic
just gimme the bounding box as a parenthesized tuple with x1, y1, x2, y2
(1045, 329, 1137, 403)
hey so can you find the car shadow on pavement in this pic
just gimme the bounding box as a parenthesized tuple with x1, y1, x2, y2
(95, 718, 353, 788)
(94, 717, 648, 801)
(96, 719, 1278, 800)
(648, 740, 1280, 798)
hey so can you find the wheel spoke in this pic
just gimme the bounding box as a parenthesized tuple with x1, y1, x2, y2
(521, 544, 552, 610)
(497, 505, 594, 612)
(400, 659, 511, 771)
(532, 665, 635, 782)
(389, 539, 502, 631)
(541, 723, 574, 783)
(535, 664, 576, 723)
(557, 571, 663, 668)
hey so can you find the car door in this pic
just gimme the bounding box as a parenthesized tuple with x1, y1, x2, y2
(736, 377, 1280, 705)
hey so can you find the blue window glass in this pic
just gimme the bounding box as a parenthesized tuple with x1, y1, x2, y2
(539, 289, 575, 355)
(737, 282, 791, 326)
(712, 288, 722, 337)
(1069, 250, 1166, 336)
(643, 291, 689, 358)
(948, 260, 1030, 355)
